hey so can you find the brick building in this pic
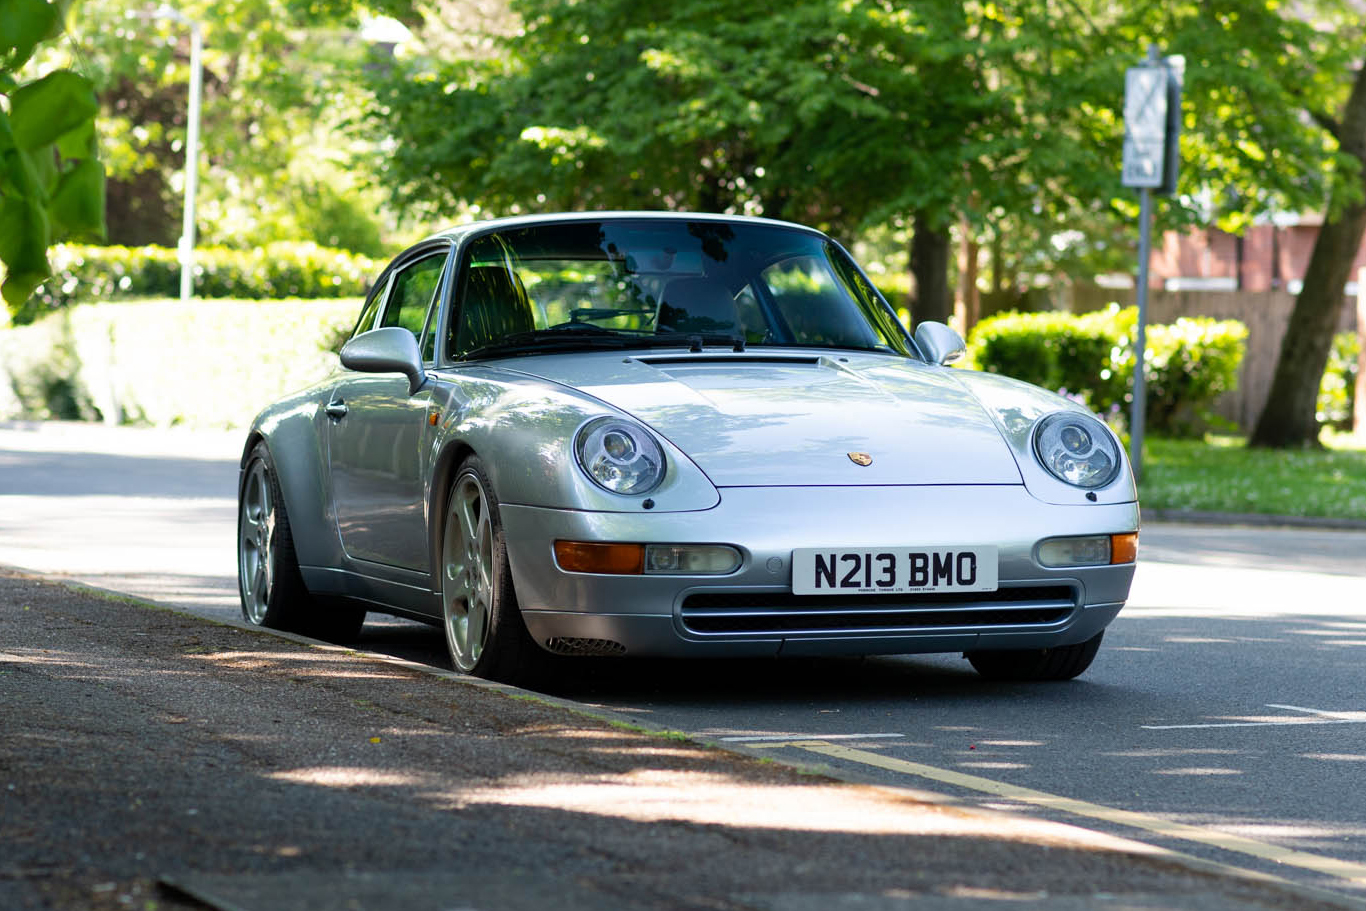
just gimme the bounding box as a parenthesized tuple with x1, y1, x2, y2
(1149, 215, 1366, 294)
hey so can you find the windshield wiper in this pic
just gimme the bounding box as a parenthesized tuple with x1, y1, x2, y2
(461, 326, 746, 360)
(460, 325, 636, 360)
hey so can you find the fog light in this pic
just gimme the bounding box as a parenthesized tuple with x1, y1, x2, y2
(644, 544, 742, 575)
(1037, 533, 1139, 567)
(1038, 535, 1111, 567)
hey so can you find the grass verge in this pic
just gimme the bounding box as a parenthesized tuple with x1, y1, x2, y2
(1138, 432, 1366, 521)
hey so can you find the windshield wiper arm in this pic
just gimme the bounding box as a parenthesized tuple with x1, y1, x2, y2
(461, 327, 747, 360)
(460, 327, 634, 360)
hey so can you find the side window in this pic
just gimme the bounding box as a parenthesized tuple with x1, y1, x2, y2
(380, 251, 450, 361)
(349, 282, 386, 341)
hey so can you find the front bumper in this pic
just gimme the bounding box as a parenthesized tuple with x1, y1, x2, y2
(500, 485, 1138, 659)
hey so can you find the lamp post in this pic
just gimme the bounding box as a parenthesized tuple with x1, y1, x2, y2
(147, 5, 202, 303)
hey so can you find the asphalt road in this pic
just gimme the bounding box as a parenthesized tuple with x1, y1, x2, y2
(2, 419, 1364, 904)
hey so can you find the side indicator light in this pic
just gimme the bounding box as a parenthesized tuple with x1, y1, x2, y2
(1110, 532, 1139, 564)
(428, 412, 440, 426)
(554, 541, 645, 575)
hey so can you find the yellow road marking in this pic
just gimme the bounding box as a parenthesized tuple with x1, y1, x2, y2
(778, 740, 1366, 886)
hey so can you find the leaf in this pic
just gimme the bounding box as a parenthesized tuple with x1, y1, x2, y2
(49, 157, 105, 239)
(55, 117, 96, 160)
(0, 196, 52, 308)
(0, 0, 62, 72)
(8, 71, 98, 152)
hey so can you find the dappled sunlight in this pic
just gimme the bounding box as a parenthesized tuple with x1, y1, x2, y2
(1102, 748, 1241, 759)
(448, 767, 1162, 855)
(268, 767, 434, 788)
(2, 648, 107, 670)
(1126, 560, 1365, 619)
(190, 650, 415, 680)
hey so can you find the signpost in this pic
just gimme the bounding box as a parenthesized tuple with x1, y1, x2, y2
(1122, 46, 1183, 481)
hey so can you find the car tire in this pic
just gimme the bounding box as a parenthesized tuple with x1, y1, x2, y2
(440, 456, 541, 682)
(237, 442, 365, 643)
(966, 631, 1103, 682)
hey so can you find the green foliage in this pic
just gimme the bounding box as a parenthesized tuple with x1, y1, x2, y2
(965, 308, 1132, 415)
(1317, 331, 1360, 429)
(1140, 435, 1366, 520)
(37, 0, 402, 251)
(2, 0, 106, 312)
(0, 297, 359, 427)
(1143, 317, 1249, 437)
(13, 242, 377, 324)
(363, 0, 1365, 295)
(966, 306, 1248, 438)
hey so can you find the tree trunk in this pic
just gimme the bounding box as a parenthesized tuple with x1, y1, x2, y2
(910, 211, 953, 330)
(955, 212, 980, 337)
(1356, 270, 1366, 433)
(1251, 65, 1366, 448)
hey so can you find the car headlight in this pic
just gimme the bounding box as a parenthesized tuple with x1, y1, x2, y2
(1032, 412, 1121, 489)
(575, 417, 666, 495)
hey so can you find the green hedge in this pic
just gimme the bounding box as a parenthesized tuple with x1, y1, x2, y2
(966, 306, 1248, 438)
(15, 243, 379, 324)
(0, 298, 360, 428)
(1318, 331, 1360, 430)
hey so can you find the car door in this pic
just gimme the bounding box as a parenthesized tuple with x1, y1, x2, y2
(327, 245, 451, 572)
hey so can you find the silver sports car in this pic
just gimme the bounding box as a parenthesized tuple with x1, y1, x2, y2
(237, 212, 1139, 683)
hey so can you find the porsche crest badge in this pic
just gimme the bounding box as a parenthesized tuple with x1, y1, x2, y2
(847, 452, 873, 467)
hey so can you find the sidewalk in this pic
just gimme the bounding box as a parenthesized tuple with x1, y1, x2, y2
(2, 570, 1355, 911)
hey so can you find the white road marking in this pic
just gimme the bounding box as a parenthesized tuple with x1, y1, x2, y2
(1143, 704, 1366, 730)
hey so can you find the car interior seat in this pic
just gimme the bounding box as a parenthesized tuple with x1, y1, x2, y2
(452, 266, 535, 358)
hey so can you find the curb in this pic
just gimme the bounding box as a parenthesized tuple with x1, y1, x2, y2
(1142, 508, 1366, 531)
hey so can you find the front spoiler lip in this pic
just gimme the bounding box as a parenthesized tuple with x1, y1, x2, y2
(519, 601, 1126, 659)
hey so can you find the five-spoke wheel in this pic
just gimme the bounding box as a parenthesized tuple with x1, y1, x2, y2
(440, 457, 539, 681)
(236, 442, 365, 642)
(238, 456, 277, 626)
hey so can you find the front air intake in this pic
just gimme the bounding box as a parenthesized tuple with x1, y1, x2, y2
(544, 637, 628, 657)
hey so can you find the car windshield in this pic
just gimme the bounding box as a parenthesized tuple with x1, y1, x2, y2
(447, 220, 914, 360)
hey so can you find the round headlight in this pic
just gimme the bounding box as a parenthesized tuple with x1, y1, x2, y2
(1033, 412, 1121, 489)
(575, 417, 666, 495)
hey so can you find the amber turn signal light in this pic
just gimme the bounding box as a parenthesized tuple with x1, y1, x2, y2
(554, 541, 645, 575)
(1110, 532, 1139, 564)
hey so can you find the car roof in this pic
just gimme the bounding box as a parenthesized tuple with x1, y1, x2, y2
(418, 210, 829, 245)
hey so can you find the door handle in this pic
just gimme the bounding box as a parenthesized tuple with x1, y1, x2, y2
(325, 400, 348, 420)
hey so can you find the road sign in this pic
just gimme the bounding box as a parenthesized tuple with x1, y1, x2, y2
(1122, 65, 1168, 188)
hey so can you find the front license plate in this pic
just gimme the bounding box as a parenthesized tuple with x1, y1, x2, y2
(791, 547, 999, 595)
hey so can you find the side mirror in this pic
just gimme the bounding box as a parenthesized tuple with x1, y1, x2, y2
(340, 326, 425, 394)
(913, 321, 966, 366)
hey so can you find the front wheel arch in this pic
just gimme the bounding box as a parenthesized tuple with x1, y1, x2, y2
(428, 439, 475, 588)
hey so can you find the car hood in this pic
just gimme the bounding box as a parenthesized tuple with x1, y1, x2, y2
(496, 351, 1023, 487)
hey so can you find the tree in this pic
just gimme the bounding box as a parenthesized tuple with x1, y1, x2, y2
(1251, 60, 1366, 447)
(41, 0, 420, 253)
(1, 0, 105, 312)
(364, 0, 1363, 338)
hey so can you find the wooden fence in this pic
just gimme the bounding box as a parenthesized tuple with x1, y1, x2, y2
(1067, 284, 1360, 431)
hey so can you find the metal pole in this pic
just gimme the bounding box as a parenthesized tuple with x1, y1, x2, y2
(179, 20, 202, 303)
(1131, 186, 1151, 481)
